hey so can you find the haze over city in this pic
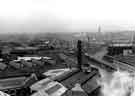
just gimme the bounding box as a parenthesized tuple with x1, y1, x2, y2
(0, 1, 135, 96)
(0, 0, 135, 33)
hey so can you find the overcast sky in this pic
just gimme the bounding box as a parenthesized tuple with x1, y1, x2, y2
(0, 0, 135, 33)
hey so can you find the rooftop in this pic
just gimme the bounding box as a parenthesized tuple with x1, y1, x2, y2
(0, 76, 26, 90)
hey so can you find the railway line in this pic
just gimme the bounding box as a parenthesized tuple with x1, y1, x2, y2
(85, 54, 135, 72)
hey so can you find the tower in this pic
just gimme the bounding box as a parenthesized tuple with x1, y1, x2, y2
(77, 40, 82, 70)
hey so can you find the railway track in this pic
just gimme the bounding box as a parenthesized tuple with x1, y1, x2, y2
(85, 53, 135, 73)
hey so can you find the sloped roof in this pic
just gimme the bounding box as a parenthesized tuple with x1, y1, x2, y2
(0, 77, 26, 90)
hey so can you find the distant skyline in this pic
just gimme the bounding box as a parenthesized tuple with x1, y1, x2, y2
(0, 0, 135, 33)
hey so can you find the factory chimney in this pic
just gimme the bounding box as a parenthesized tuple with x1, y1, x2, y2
(77, 40, 82, 70)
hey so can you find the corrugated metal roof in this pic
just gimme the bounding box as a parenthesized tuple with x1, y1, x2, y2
(43, 69, 71, 79)
(0, 77, 26, 90)
(30, 78, 53, 91)
(31, 82, 67, 96)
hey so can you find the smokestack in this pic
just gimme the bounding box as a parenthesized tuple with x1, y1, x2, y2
(77, 40, 82, 70)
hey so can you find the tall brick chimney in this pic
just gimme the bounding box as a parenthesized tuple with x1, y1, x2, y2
(77, 40, 82, 70)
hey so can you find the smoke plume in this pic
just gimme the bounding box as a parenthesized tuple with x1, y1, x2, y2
(97, 69, 135, 96)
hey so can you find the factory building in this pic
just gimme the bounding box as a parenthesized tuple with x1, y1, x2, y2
(107, 41, 134, 56)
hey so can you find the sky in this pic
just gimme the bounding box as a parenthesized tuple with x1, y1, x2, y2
(0, 0, 135, 33)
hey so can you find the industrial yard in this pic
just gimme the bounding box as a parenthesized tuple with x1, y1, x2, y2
(1, 0, 135, 95)
(0, 31, 134, 96)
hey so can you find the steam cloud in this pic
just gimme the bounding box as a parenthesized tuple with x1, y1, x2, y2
(97, 69, 135, 96)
